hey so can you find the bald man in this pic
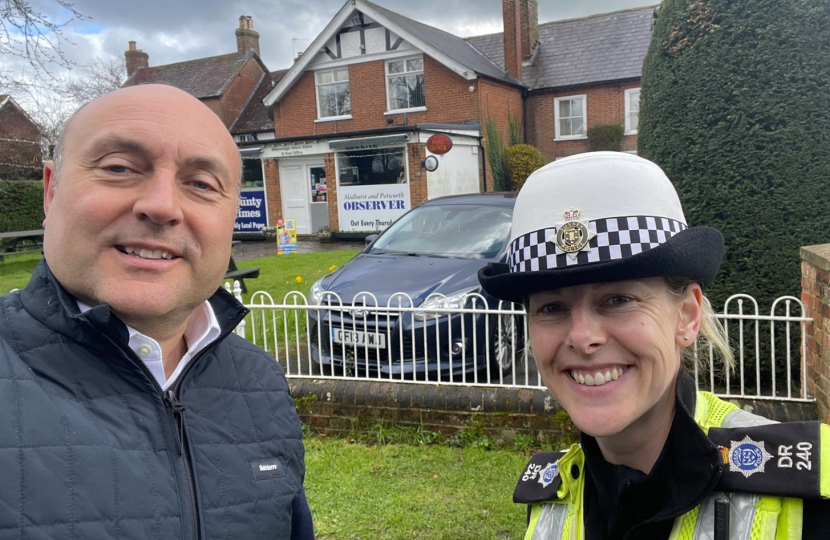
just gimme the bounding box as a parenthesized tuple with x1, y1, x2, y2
(0, 85, 314, 539)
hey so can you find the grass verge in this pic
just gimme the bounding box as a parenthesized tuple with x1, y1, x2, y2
(305, 436, 529, 540)
(0, 253, 42, 292)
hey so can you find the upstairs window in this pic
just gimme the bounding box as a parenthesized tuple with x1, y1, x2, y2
(386, 56, 425, 111)
(316, 68, 351, 119)
(625, 88, 641, 135)
(554, 95, 587, 140)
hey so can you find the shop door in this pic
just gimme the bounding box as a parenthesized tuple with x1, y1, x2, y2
(279, 164, 311, 235)
(308, 164, 329, 233)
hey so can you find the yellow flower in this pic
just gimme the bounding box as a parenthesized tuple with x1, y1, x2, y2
(295, 276, 303, 283)
(329, 265, 337, 272)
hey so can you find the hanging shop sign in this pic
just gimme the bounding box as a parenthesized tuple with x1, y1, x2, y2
(234, 188, 268, 232)
(425, 133, 453, 155)
(422, 155, 439, 172)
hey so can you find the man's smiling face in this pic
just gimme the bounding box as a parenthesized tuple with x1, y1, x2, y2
(42, 84, 241, 329)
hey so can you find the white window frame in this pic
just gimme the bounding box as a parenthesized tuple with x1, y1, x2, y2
(625, 88, 641, 135)
(315, 67, 352, 120)
(554, 94, 587, 141)
(238, 134, 256, 142)
(385, 55, 426, 113)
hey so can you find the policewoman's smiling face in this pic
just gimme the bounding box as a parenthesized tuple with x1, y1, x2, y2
(528, 278, 701, 440)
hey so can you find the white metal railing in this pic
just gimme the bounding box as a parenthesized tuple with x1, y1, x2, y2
(224, 282, 814, 402)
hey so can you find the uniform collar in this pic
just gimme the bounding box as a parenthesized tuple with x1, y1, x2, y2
(581, 371, 723, 537)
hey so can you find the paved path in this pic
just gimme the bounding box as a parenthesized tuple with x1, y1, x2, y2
(232, 239, 364, 262)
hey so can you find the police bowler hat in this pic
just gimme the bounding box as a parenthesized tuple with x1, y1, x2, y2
(478, 152, 724, 304)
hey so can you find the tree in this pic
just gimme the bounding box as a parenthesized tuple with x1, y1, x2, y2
(506, 144, 546, 191)
(638, 0, 830, 315)
(0, 0, 88, 84)
(62, 57, 126, 104)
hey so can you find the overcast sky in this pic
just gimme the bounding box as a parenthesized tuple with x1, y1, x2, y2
(4, 0, 656, 82)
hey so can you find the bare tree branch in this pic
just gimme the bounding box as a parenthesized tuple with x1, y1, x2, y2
(0, 0, 89, 81)
(62, 56, 125, 103)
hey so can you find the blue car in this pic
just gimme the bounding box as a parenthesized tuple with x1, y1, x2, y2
(308, 192, 520, 380)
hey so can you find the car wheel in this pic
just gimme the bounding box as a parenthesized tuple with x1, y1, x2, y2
(489, 313, 524, 374)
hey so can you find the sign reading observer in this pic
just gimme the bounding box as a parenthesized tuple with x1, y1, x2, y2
(234, 188, 268, 232)
(339, 185, 410, 232)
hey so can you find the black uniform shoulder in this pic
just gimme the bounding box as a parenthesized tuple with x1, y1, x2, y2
(514, 451, 567, 504)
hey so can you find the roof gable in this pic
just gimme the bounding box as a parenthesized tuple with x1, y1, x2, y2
(466, 6, 655, 91)
(122, 50, 265, 99)
(264, 0, 520, 107)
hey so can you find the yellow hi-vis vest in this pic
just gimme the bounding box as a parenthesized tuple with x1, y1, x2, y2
(523, 392, 825, 540)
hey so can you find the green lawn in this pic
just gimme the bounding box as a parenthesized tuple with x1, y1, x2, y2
(306, 438, 528, 540)
(0, 253, 42, 293)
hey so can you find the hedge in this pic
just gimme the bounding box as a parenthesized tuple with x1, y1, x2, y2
(0, 180, 44, 232)
(586, 124, 624, 152)
(638, 0, 830, 313)
(506, 144, 547, 190)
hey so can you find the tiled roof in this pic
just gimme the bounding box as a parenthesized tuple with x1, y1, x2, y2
(364, 0, 523, 86)
(122, 51, 254, 99)
(466, 6, 655, 90)
(232, 69, 289, 134)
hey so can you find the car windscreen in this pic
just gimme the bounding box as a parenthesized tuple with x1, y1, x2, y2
(369, 203, 513, 259)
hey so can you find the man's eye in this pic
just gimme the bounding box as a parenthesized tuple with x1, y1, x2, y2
(192, 180, 215, 191)
(105, 165, 129, 174)
(608, 295, 632, 306)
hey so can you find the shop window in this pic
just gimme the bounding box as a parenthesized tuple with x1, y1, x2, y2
(242, 158, 264, 188)
(338, 147, 406, 186)
(310, 166, 327, 202)
(316, 68, 351, 119)
(386, 56, 425, 111)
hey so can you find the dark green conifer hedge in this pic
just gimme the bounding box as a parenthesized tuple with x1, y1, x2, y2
(0, 180, 44, 232)
(639, 0, 830, 311)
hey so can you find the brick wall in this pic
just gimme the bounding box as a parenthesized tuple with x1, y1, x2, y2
(324, 154, 338, 230)
(479, 78, 524, 191)
(274, 56, 482, 138)
(527, 80, 640, 162)
(801, 244, 830, 423)
(264, 158, 282, 225)
(216, 59, 266, 128)
(408, 143, 427, 207)
(0, 102, 42, 178)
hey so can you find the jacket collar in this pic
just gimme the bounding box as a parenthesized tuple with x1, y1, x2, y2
(580, 370, 723, 536)
(20, 260, 248, 352)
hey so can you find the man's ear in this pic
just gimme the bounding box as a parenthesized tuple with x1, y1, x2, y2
(43, 161, 57, 221)
(676, 282, 703, 347)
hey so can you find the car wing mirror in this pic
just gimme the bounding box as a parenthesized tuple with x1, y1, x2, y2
(365, 234, 379, 246)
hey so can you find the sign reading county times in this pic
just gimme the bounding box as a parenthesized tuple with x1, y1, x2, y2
(234, 188, 268, 232)
(338, 185, 410, 232)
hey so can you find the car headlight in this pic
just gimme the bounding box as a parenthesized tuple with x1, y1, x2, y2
(310, 280, 325, 305)
(414, 286, 482, 321)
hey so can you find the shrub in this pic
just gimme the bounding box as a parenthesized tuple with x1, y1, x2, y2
(638, 0, 830, 314)
(586, 124, 624, 152)
(0, 180, 44, 232)
(484, 116, 510, 191)
(506, 144, 547, 190)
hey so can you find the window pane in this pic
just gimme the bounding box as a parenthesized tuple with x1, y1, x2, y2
(408, 74, 425, 107)
(389, 76, 408, 109)
(336, 82, 351, 115)
(572, 118, 584, 135)
(317, 71, 332, 84)
(630, 91, 640, 113)
(318, 84, 335, 117)
(388, 60, 404, 74)
(630, 112, 639, 130)
(406, 58, 423, 71)
(334, 68, 349, 82)
(560, 118, 572, 137)
(337, 148, 405, 186)
(559, 100, 571, 117)
(571, 98, 583, 117)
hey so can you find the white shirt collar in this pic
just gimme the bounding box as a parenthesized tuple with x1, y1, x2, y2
(76, 300, 222, 391)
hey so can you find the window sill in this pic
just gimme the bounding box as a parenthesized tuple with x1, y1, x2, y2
(624, 130, 638, 136)
(384, 107, 427, 115)
(554, 135, 588, 142)
(315, 115, 353, 123)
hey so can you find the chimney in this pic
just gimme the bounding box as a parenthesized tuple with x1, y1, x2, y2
(235, 16, 260, 56)
(502, 0, 538, 80)
(124, 41, 149, 78)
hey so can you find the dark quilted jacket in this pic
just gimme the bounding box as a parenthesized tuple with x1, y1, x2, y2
(0, 261, 309, 539)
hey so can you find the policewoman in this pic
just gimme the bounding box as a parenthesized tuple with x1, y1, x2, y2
(479, 152, 830, 539)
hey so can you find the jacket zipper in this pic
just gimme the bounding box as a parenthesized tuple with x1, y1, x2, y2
(125, 321, 242, 540)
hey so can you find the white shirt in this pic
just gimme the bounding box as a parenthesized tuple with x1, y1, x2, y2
(77, 300, 222, 390)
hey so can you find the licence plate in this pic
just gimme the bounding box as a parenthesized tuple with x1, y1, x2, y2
(331, 328, 387, 349)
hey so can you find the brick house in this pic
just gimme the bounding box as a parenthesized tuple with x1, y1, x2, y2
(467, 4, 653, 161)
(0, 94, 43, 179)
(121, 1, 654, 235)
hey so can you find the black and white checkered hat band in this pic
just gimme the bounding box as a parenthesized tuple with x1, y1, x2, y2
(508, 216, 687, 273)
